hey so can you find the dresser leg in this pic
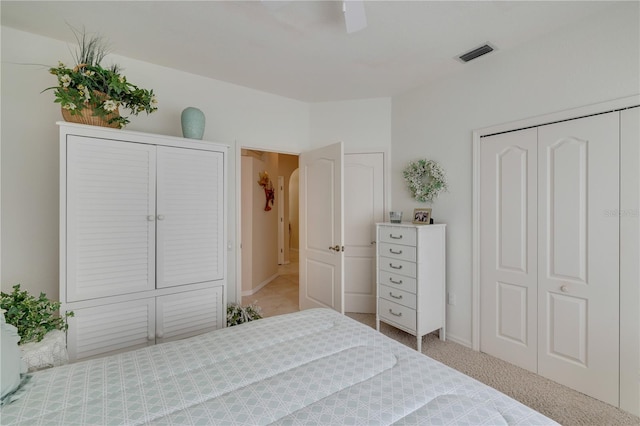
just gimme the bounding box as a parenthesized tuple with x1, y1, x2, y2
(440, 326, 446, 341)
(376, 317, 380, 331)
(417, 335, 421, 352)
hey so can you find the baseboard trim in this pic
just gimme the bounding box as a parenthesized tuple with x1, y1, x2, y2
(241, 273, 279, 297)
(445, 334, 472, 349)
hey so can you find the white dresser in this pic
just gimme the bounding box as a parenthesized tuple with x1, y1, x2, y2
(59, 123, 228, 361)
(376, 223, 446, 352)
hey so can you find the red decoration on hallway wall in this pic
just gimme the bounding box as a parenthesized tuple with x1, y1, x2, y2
(257, 171, 275, 211)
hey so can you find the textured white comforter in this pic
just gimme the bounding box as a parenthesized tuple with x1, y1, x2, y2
(1, 309, 556, 425)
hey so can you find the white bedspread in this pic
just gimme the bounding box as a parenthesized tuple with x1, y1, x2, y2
(1, 309, 556, 425)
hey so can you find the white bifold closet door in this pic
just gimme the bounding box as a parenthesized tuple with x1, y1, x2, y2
(480, 112, 620, 405)
(537, 113, 619, 405)
(480, 128, 538, 373)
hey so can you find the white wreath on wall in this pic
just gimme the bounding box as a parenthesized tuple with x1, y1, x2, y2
(403, 159, 448, 202)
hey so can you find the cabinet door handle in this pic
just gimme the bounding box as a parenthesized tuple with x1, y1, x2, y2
(157, 214, 165, 221)
(389, 277, 403, 285)
(389, 248, 403, 255)
(389, 234, 403, 239)
(389, 292, 403, 300)
(389, 263, 402, 270)
(389, 309, 402, 317)
(147, 215, 155, 222)
(148, 333, 155, 341)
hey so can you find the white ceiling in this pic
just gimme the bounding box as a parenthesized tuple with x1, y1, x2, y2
(1, 1, 619, 102)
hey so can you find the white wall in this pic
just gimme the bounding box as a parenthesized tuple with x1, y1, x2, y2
(391, 3, 640, 346)
(240, 156, 254, 294)
(310, 98, 392, 153)
(278, 154, 299, 263)
(1, 26, 310, 303)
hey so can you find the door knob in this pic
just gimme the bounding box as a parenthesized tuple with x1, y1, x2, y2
(560, 285, 569, 293)
(329, 245, 341, 252)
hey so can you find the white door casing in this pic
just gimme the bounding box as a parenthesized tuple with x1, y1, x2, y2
(480, 128, 538, 372)
(344, 153, 384, 313)
(537, 112, 619, 406)
(299, 142, 344, 312)
(278, 176, 285, 265)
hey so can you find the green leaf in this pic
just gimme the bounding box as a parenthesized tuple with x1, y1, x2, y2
(0, 284, 73, 344)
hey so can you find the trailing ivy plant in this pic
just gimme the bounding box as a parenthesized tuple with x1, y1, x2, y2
(0, 284, 74, 344)
(226, 302, 263, 326)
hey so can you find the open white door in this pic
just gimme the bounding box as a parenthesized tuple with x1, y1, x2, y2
(299, 142, 344, 313)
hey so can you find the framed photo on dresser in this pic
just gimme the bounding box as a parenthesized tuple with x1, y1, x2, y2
(412, 208, 432, 224)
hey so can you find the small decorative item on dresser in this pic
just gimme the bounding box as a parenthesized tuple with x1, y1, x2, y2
(412, 208, 432, 224)
(43, 27, 158, 129)
(389, 211, 403, 223)
(181, 107, 206, 139)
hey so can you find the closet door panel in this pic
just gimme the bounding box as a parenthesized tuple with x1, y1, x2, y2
(67, 298, 155, 361)
(620, 107, 640, 416)
(66, 136, 156, 301)
(538, 112, 619, 406)
(156, 286, 223, 344)
(480, 128, 538, 372)
(156, 147, 225, 288)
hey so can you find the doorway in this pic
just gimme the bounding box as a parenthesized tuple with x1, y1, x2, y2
(238, 148, 386, 317)
(240, 149, 300, 317)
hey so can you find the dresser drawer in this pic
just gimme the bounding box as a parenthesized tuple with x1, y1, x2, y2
(379, 270, 417, 293)
(378, 298, 416, 331)
(379, 284, 416, 309)
(379, 257, 417, 278)
(378, 242, 416, 262)
(379, 226, 417, 246)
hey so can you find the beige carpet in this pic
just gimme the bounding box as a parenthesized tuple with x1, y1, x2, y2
(346, 313, 640, 426)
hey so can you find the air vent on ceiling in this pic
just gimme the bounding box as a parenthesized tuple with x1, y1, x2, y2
(458, 44, 494, 63)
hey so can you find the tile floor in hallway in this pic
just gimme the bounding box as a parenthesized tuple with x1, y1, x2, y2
(242, 250, 300, 317)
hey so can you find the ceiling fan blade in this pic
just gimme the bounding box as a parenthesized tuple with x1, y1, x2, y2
(343, 0, 367, 34)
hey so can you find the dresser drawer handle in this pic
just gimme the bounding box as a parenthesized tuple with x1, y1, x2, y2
(389, 309, 402, 317)
(389, 248, 403, 255)
(389, 263, 402, 270)
(389, 292, 403, 300)
(389, 277, 403, 285)
(389, 234, 403, 239)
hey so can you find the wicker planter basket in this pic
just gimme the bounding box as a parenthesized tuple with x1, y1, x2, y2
(60, 91, 120, 128)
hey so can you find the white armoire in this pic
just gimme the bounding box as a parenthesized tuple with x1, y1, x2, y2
(477, 102, 639, 414)
(59, 123, 227, 361)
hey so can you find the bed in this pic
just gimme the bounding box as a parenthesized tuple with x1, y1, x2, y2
(1, 308, 556, 425)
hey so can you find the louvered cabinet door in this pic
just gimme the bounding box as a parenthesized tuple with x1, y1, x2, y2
(66, 136, 156, 301)
(67, 298, 155, 361)
(155, 286, 223, 344)
(156, 147, 224, 288)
